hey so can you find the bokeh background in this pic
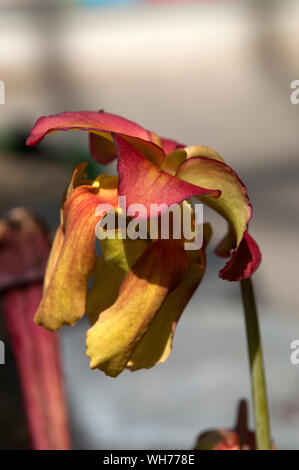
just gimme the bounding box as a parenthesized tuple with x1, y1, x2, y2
(0, 0, 298, 449)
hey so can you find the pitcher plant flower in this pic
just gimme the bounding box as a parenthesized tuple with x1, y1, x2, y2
(26, 111, 261, 379)
(0, 208, 71, 450)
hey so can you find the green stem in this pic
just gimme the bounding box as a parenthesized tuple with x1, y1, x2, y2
(240, 277, 271, 450)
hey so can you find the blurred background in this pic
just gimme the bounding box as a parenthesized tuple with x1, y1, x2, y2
(0, 0, 298, 450)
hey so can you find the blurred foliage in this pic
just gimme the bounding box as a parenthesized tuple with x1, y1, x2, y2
(0, 314, 30, 450)
(0, 130, 102, 180)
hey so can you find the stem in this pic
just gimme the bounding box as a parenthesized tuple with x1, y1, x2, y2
(240, 277, 271, 450)
(4, 285, 71, 450)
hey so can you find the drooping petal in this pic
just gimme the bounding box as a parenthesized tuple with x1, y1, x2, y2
(219, 231, 261, 281)
(100, 233, 148, 277)
(43, 163, 91, 293)
(86, 235, 148, 324)
(26, 111, 158, 164)
(86, 256, 123, 325)
(35, 177, 118, 330)
(214, 231, 234, 258)
(176, 157, 252, 247)
(176, 157, 261, 280)
(128, 231, 210, 372)
(43, 224, 64, 293)
(86, 239, 189, 377)
(128, 257, 205, 371)
(115, 135, 220, 219)
(26, 111, 152, 146)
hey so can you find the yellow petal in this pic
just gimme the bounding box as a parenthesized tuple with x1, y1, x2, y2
(100, 234, 148, 276)
(86, 256, 123, 325)
(127, 260, 204, 371)
(35, 176, 118, 331)
(65, 161, 91, 197)
(184, 145, 224, 162)
(43, 162, 92, 294)
(176, 157, 251, 247)
(160, 149, 187, 176)
(86, 233, 149, 324)
(86, 239, 188, 377)
(43, 224, 64, 293)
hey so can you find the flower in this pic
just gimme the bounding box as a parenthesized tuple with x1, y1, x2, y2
(26, 111, 261, 377)
(193, 400, 275, 450)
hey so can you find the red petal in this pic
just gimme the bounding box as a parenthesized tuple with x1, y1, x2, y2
(26, 111, 153, 147)
(115, 135, 220, 218)
(219, 231, 262, 281)
(89, 133, 117, 164)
